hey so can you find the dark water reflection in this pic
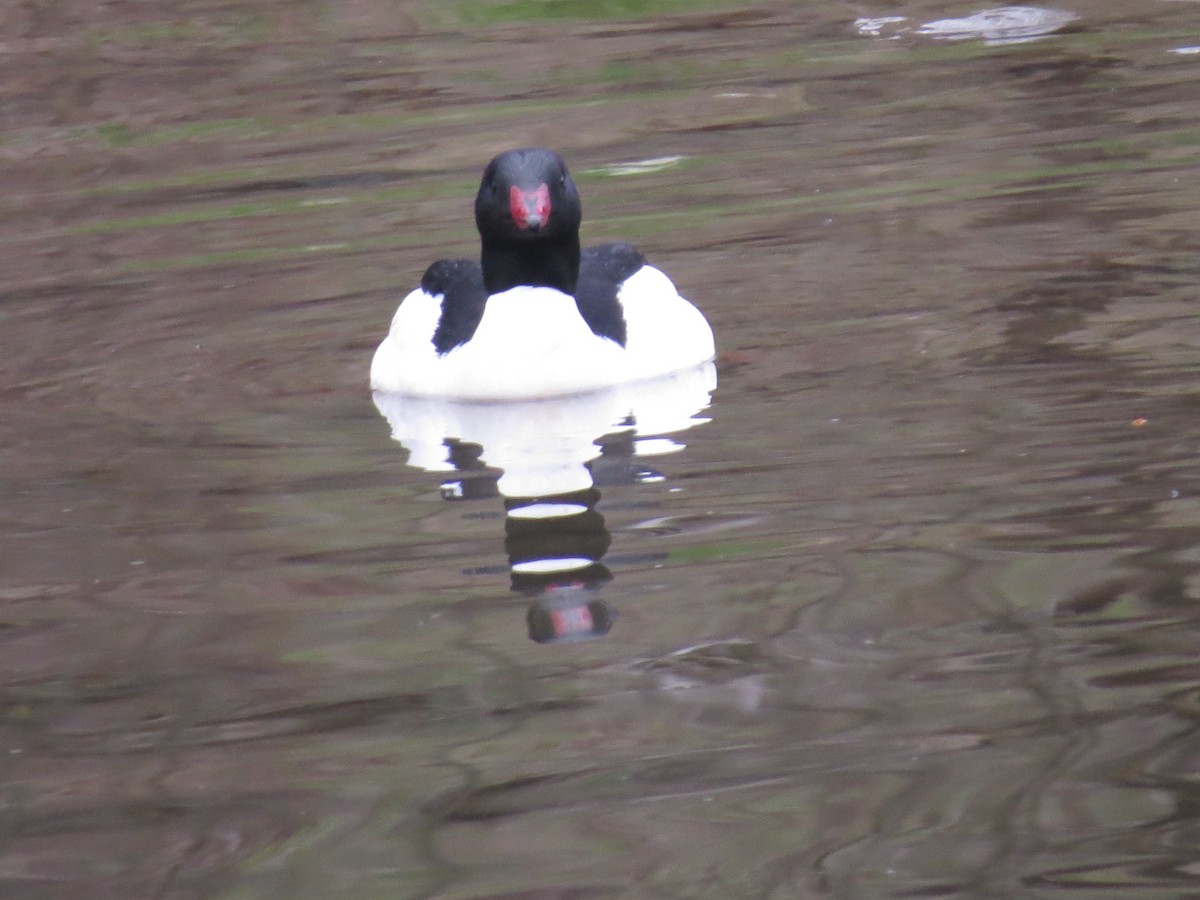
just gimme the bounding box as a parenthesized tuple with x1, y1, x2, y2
(4, 1, 1200, 897)
(372, 365, 715, 642)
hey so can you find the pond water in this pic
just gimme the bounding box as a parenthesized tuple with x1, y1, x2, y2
(4, 1, 1200, 897)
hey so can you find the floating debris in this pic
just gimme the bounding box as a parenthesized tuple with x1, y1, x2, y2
(917, 6, 1078, 45)
(591, 155, 685, 177)
(855, 6, 1078, 46)
(853, 15, 909, 39)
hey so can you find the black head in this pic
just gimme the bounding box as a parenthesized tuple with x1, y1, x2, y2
(473, 149, 584, 295)
(474, 148, 583, 245)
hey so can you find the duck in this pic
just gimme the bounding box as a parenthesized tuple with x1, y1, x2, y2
(369, 148, 715, 399)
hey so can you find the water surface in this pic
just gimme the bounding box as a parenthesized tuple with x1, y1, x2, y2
(4, 1, 1200, 897)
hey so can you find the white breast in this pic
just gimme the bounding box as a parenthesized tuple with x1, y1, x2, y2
(371, 287, 626, 399)
(370, 271, 716, 400)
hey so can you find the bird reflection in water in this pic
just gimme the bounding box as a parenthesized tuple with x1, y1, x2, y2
(373, 363, 715, 643)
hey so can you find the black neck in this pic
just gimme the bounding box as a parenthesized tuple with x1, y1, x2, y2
(481, 234, 580, 295)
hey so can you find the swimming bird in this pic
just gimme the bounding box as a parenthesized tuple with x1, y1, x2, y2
(369, 148, 715, 399)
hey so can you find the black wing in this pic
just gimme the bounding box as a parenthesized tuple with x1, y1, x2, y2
(423, 259, 489, 355)
(575, 242, 645, 347)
